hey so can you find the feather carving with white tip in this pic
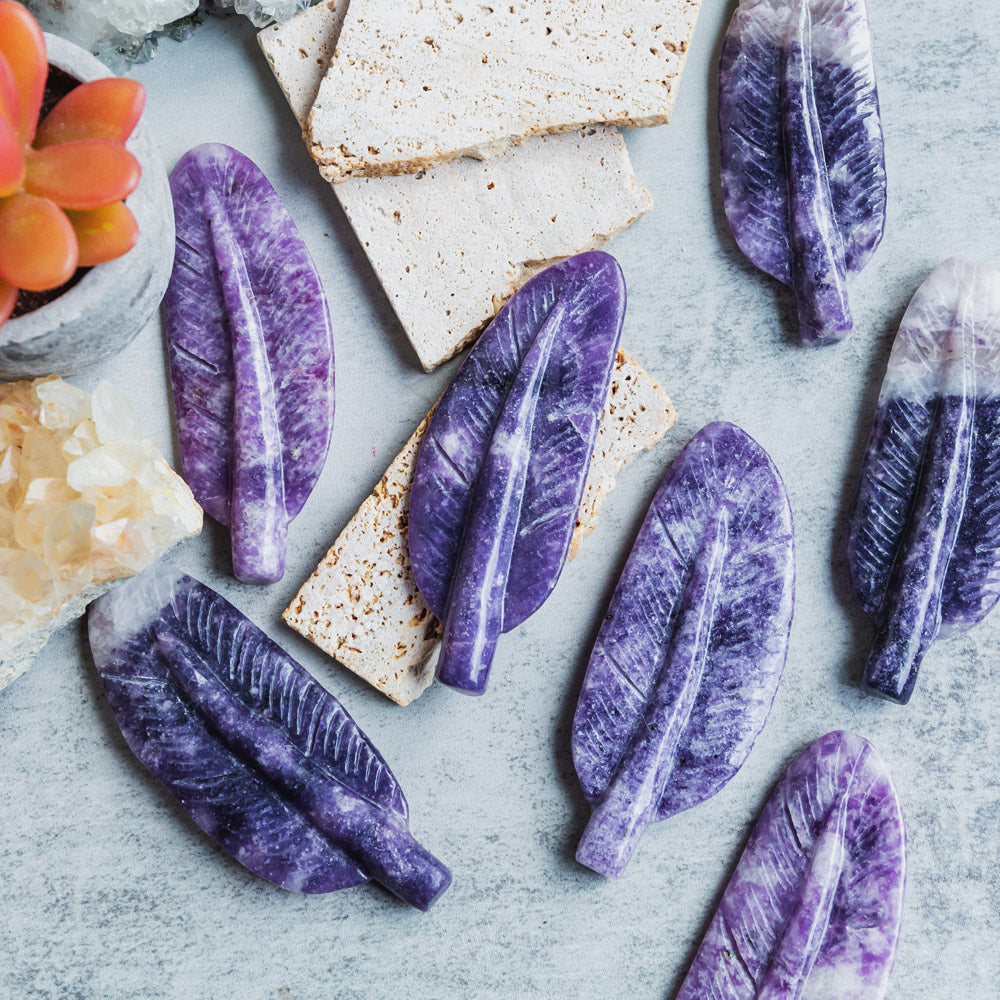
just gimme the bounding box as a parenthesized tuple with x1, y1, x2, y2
(848, 257, 1000, 702)
(88, 566, 450, 910)
(718, 0, 885, 345)
(675, 731, 905, 1000)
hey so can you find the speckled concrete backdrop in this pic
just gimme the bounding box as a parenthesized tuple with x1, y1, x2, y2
(3, 2, 999, 997)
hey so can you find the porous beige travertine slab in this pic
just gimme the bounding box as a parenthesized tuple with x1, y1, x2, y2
(258, 1, 651, 371)
(258, 0, 342, 126)
(306, 0, 702, 181)
(283, 350, 677, 706)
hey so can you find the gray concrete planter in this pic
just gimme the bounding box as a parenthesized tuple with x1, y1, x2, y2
(0, 34, 174, 380)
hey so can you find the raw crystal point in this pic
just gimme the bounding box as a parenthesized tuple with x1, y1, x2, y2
(675, 731, 905, 1000)
(32, 0, 196, 41)
(163, 143, 334, 585)
(0, 376, 202, 690)
(718, 0, 885, 346)
(407, 252, 626, 695)
(848, 257, 1000, 703)
(572, 422, 794, 878)
(88, 565, 451, 910)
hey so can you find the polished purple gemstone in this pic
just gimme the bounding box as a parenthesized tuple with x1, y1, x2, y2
(848, 257, 1000, 703)
(676, 731, 906, 1000)
(572, 422, 795, 878)
(408, 251, 626, 695)
(718, 0, 885, 345)
(87, 566, 450, 910)
(163, 143, 335, 584)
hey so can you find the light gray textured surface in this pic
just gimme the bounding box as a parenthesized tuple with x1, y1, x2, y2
(3, 3, 999, 997)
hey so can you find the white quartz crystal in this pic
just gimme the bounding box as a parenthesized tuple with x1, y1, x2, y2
(26, 1, 315, 66)
(211, 0, 313, 28)
(27, 1, 199, 65)
(0, 377, 202, 690)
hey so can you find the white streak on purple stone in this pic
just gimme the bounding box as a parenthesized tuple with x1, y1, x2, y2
(862, 392, 972, 701)
(435, 300, 562, 695)
(205, 187, 288, 583)
(781, 0, 853, 345)
(576, 508, 728, 877)
(754, 786, 848, 997)
(675, 732, 905, 1000)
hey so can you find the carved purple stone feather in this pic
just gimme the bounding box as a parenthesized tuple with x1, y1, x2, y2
(675, 731, 905, 1000)
(719, 0, 885, 345)
(572, 423, 795, 878)
(408, 252, 626, 695)
(163, 143, 335, 584)
(88, 566, 450, 910)
(848, 257, 1000, 703)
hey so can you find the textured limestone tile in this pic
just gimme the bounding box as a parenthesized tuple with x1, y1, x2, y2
(258, 0, 342, 125)
(283, 350, 677, 705)
(305, 0, 702, 181)
(259, 1, 651, 371)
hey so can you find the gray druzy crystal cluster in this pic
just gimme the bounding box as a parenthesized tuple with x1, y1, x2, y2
(26, 0, 314, 67)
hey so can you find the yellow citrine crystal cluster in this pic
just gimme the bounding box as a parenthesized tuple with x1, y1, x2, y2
(0, 376, 202, 689)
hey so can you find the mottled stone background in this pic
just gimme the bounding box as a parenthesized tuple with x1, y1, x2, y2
(3, 2, 998, 997)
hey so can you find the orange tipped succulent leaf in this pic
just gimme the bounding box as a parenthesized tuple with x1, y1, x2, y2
(0, 115, 23, 197)
(0, 1, 46, 144)
(24, 140, 140, 210)
(68, 202, 138, 266)
(36, 78, 146, 147)
(0, 50, 19, 125)
(0, 192, 78, 291)
(0, 53, 24, 197)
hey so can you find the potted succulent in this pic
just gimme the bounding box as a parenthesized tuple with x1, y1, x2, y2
(0, 1, 173, 379)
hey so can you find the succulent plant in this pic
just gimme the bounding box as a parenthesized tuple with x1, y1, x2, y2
(0, 1, 145, 328)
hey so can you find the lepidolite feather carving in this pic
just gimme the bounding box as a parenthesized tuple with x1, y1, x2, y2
(88, 567, 450, 910)
(572, 422, 794, 877)
(675, 731, 905, 1000)
(408, 252, 625, 695)
(718, 0, 885, 345)
(848, 257, 1000, 702)
(163, 143, 335, 584)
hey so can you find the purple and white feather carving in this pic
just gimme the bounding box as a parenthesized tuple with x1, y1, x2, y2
(719, 0, 885, 346)
(572, 423, 795, 878)
(88, 566, 450, 911)
(848, 257, 1000, 703)
(408, 252, 626, 696)
(676, 731, 905, 1000)
(163, 143, 335, 584)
